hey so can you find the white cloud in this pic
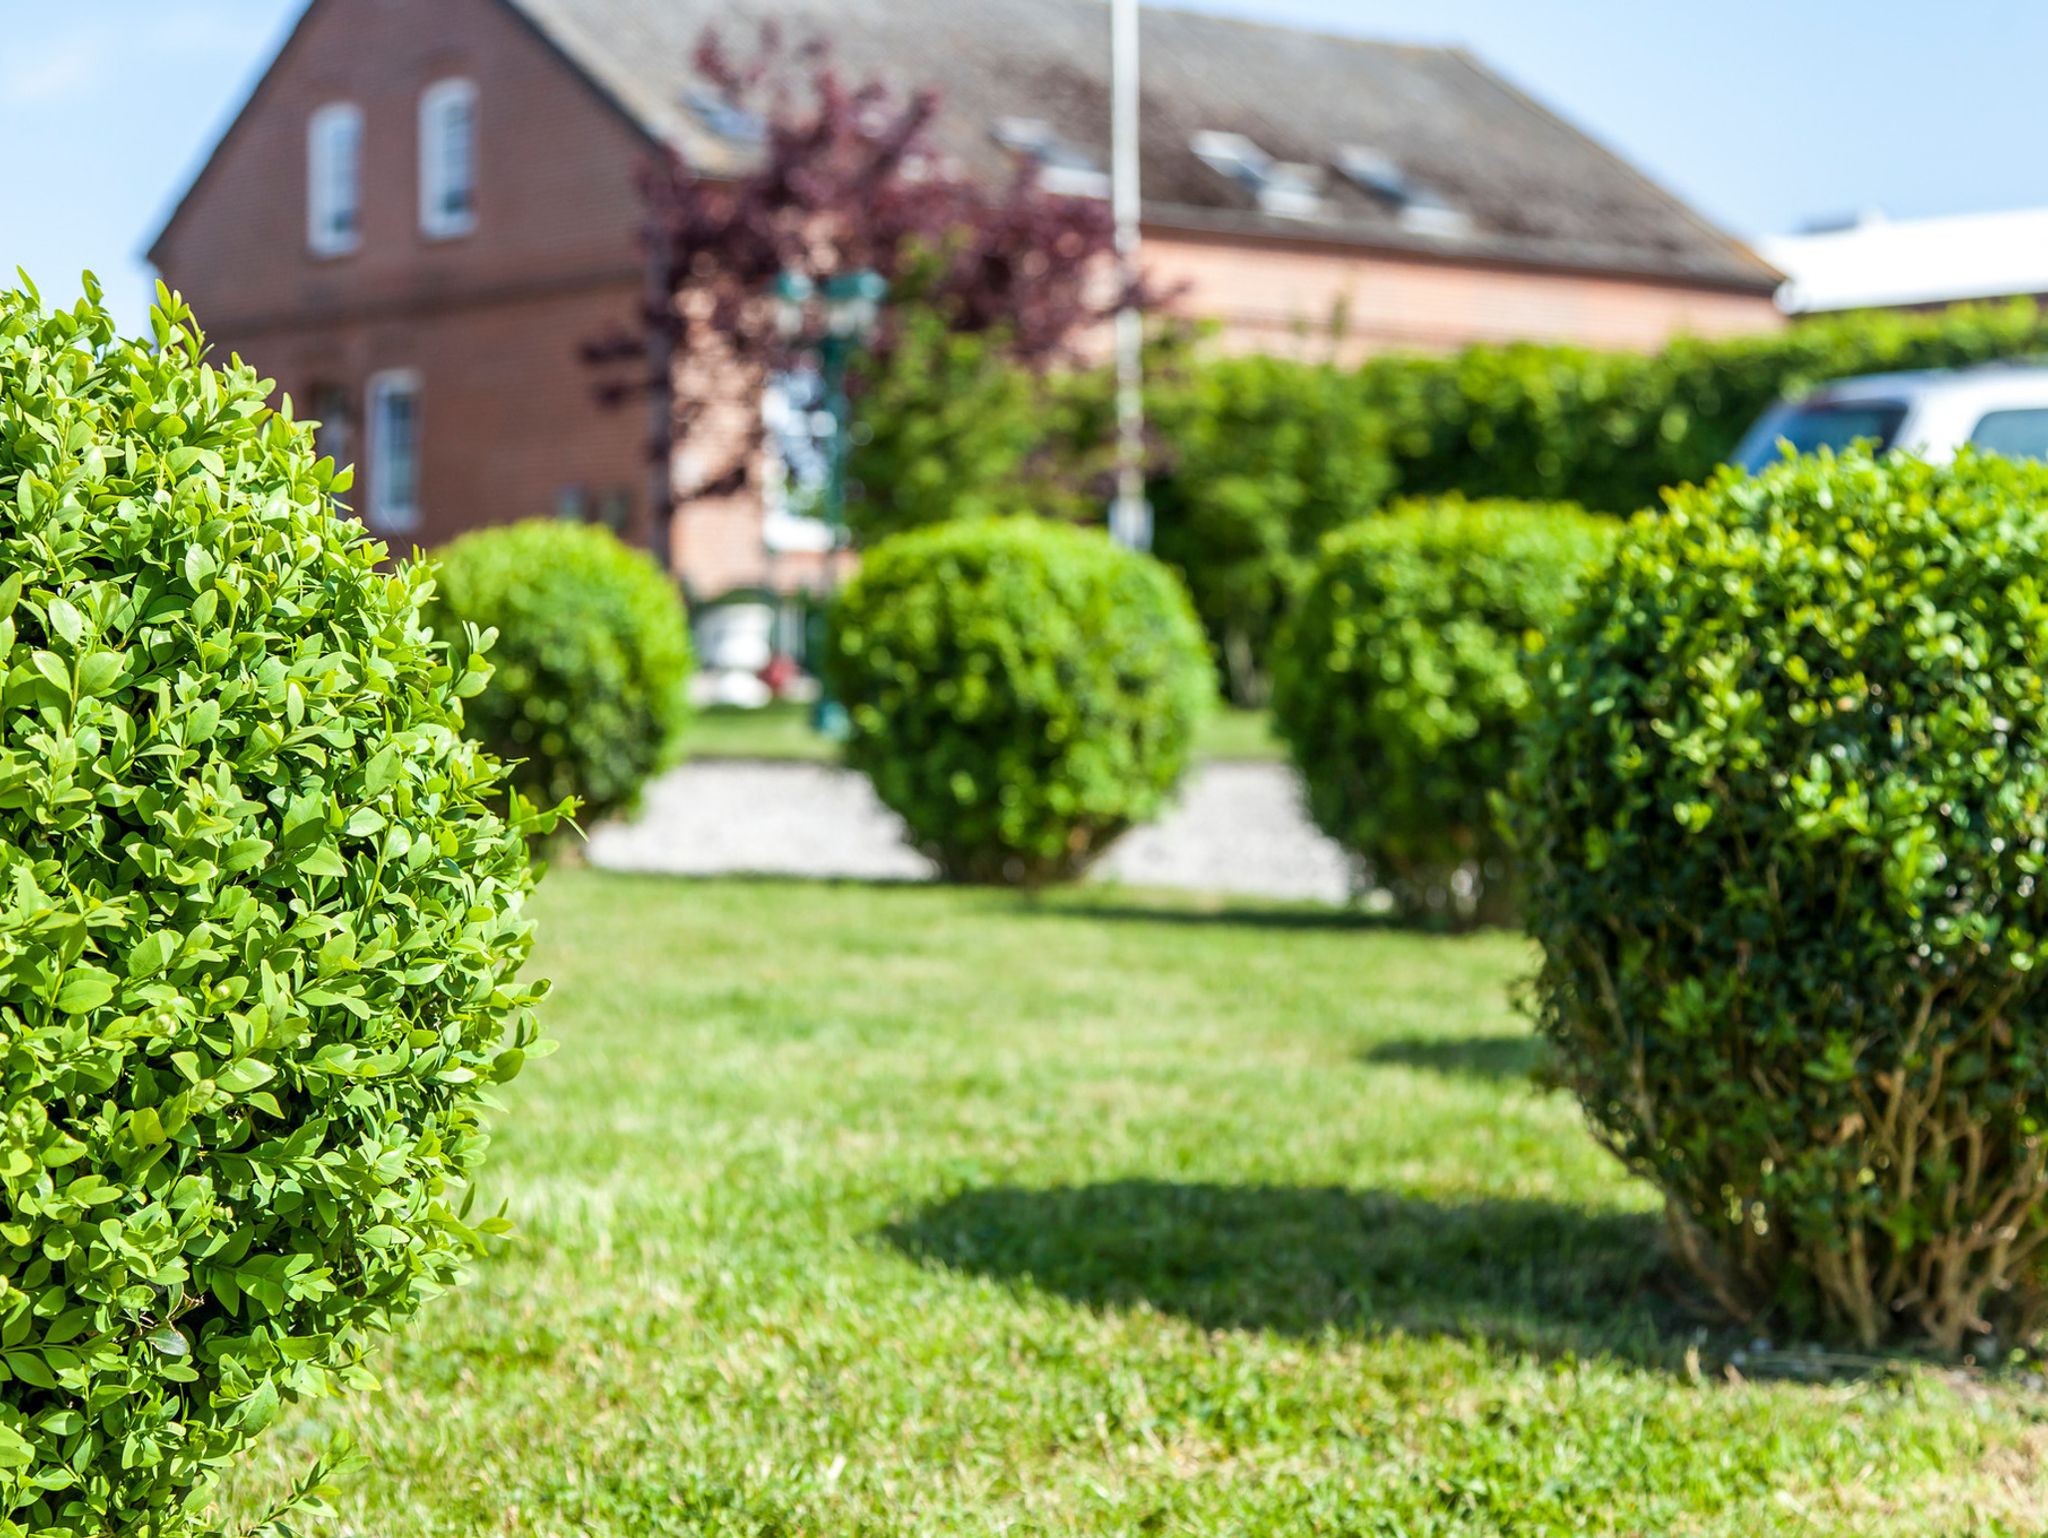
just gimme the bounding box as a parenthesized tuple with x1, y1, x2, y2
(0, 28, 102, 106)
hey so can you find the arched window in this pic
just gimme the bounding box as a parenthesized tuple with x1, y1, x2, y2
(307, 102, 363, 255)
(419, 78, 477, 239)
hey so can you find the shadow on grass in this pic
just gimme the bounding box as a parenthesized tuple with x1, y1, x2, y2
(998, 896, 1398, 934)
(574, 867, 933, 892)
(1361, 1034, 1553, 1084)
(884, 1180, 1692, 1369)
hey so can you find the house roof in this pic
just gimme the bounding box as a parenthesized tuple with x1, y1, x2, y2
(499, 0, 1780, 293)
(1760, 208, 2048, 314)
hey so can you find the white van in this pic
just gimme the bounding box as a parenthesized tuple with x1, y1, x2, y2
(1733, 362, 2048, 474)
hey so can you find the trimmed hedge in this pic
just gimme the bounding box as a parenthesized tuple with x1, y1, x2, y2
(829, 519, 1211, 884)
(840, 299, 2048, 716)
(1149, 354, 1393, 705)
(1273, 498, 1611, 924)
(846, 306, 1050, 545)
(1515, 450, 2048, 1352)
(0, 278, 557, 1533)
(431, 521, 692, 826)
(1361, 298, 2048, 513)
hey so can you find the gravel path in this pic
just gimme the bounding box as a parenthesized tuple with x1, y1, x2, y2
(586, 759, 1355, 904)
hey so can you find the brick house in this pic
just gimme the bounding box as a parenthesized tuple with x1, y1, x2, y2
(150, 0, 1782, 598)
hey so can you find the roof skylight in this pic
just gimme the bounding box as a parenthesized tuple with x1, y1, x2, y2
(993, 117, 1111, 199)
(1191, 130, 1325, 219)
(684, 88, 766, 146)
(1337, 146, 1470, 236)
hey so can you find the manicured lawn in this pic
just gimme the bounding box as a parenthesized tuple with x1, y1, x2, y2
(227, 874, 2048, 1536)
(689, 701, 1285, 762)
(690, 701, 843, 761)
(1190, 702, 1285, 761)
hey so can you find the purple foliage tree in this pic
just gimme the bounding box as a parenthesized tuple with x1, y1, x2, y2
(586, 26, 1145, 561)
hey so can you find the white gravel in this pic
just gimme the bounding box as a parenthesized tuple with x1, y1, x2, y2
(585, 759, 1356, 904)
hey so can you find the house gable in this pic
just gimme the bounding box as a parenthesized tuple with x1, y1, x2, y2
(150, 0, 659, 334)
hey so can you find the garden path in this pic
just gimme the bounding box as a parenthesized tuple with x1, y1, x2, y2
(586, 760, 1354, 903)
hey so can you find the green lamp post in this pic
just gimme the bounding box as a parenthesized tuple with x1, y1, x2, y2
(772, 266, 888, 736)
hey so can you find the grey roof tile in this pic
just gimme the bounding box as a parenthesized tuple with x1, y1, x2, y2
(502, 0, 1779, 289)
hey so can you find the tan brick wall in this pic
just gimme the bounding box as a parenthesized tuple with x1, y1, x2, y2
(1148, 229, 1784, 360)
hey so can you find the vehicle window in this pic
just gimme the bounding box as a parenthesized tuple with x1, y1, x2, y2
(1734, 400, 1908, 474)
(1969, 408, 2048, 462)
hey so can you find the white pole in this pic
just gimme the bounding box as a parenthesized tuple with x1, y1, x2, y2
(1109, 0, 1150, 551)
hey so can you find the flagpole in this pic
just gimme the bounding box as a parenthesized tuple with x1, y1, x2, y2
(1109, 0, 1150, 551)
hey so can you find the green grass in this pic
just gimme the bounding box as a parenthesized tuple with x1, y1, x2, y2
(1191, 704, 1285, 761)
(688, 703, 1285, 763)
(227, 875, 2048, 1536)
(690, 701, 842, 761)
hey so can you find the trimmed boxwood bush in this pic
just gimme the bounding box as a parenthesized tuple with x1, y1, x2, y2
(431, 521, 692, 825)
(1516, 449, 2048, 1353)
(1272, 498, 1611, 925)
(829, 519, 1211, 884)
(0, 278, 557, 1533)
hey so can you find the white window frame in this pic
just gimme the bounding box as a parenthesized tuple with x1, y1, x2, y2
(365, 370, 423, 534)
(307, 101, 363, 257)
(418, 78, 478, 240)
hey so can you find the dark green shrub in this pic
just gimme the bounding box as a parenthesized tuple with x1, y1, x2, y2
(1515, 449, 2048, 1353)
(1273, 498, 1611, 924)
(847, 307, 1055, 545)
(431, 521, 692, 825)
(0, 277, 557, 1533)
(828, 519, 1211, 884)
(1149, 354, 1395, 705)
(1360, 298, 2048, 513)
(847, 309, 1194, 549)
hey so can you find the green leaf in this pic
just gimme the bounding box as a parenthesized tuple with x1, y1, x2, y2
(215, 1058, 276, 1094)
(75, 650, 123, 696)
(234, 1378, 281, 1433)
(184, 698, 220, 744)
(126, 930, 180, 979)
(4, 1353, 57, 1390)
(54, 968, 117, 1015)
(43, 596, 84, 646)
(363, 743, 401, 794)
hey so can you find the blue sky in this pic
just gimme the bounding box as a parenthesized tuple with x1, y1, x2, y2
(5, 0, 2048, 328)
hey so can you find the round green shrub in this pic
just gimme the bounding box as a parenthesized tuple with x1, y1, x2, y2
(1515, 450, 2048, 1353)
(1272, 498, 1612, 925)
(430, 521, 692, 825)
(0, 277, 556, 1534)
(829, 519, 1211, 884)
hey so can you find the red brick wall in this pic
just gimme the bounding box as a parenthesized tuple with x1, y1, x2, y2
(233, 284, 653, 550)
(152, 0, 661, 550)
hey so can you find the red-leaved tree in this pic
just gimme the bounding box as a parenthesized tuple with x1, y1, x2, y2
(586, 26, 1144, 562)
